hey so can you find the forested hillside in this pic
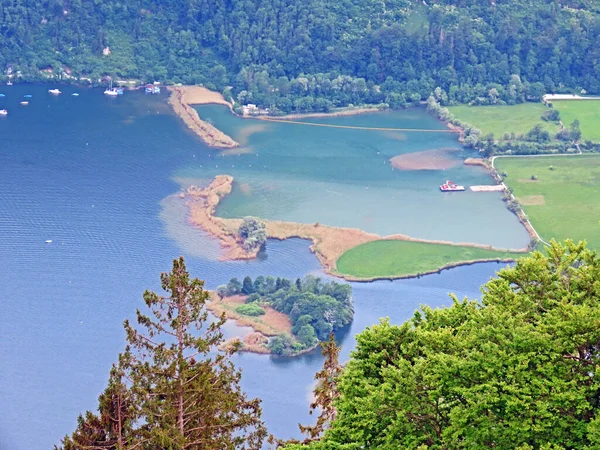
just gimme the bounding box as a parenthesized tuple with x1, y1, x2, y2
(3, 0, 600, 111)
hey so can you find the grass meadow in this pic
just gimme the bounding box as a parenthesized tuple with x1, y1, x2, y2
(449, 103, 558, 138)
(495, 154, 600, 249)
(335, 240, 522, 279)
(552, 100, 600, 142)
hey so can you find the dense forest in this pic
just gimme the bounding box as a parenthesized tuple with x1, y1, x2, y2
(3, 1, 600, 112)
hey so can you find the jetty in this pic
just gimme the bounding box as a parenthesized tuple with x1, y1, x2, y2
(469, 185, 505, 192)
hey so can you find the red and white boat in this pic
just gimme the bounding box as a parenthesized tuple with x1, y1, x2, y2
(440, 180, 465, 192)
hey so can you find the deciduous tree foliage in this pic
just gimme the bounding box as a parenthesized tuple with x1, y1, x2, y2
(59, 257, 267, 450)
(284, 240, 600, 449)
(3, 1, 600, 111)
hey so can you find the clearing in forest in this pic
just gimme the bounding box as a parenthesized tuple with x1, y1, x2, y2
(335, 240, 521, 279)
(449, 103, 558, 138)
(495, 154, 600, 248)
(551, 100, 600, 142)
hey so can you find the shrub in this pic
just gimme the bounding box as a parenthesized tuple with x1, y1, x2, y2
(235, 303, 266, 316)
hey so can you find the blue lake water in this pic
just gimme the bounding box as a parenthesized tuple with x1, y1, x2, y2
(0, 84, 513, 449)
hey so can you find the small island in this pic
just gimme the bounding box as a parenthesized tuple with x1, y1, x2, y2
(208, 275, 353, 356)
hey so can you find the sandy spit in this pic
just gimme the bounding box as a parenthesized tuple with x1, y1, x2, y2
(182, 176, 530, 281)
(168, 86, 239, 149)
(257, 107, 381, 121)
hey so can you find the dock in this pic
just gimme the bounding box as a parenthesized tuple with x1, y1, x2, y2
(469, 185, 505, 192)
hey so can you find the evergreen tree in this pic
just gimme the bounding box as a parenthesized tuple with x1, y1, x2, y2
(63, 257, 267, 449)
(299, 333, 342, 442)
(58, 365, 133, 450)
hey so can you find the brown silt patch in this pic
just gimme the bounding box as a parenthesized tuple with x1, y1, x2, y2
(390, 148, 461, 171)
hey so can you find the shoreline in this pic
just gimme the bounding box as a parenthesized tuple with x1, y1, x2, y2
(167, 86, 239, 149)
(256, 106, 382, 121)
(206, 292, 319, 356)
(181, 175, 530, 282)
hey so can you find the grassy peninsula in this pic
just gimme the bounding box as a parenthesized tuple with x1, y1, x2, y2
(495, 154, 600, 248)
(336, 240, 522, 279)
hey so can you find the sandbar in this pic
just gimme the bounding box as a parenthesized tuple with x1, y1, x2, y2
(390, 148, 461, 171)
(168, 86, 239, 149)
(258, 106, 381, 121)
(181, 176, 530, 280)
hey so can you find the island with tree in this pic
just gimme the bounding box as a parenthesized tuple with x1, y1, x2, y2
(210, 275, 353, 356)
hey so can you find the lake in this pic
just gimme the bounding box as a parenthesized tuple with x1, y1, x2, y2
(0, 84, 516, 449)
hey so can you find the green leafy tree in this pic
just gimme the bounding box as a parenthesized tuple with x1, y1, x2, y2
(242, 276, 255, 295)
(238, 217, 267, 252)
(285, 241, 600, 449)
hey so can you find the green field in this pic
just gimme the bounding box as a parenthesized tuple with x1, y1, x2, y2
(552, 100, 600, 142)
(335, 240, 522, 279)
(495, 154, 600, 248)
(449, 103, 558, 138)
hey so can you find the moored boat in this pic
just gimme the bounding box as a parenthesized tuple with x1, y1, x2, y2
(48, 88, 61, 95)
(20, 101, 28, 105)
(0, 109, 8, 115)
(439, 180, 465, 192)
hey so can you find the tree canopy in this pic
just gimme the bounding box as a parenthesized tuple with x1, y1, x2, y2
(3, 1, 600, 112)
(284, 240, 600, 449)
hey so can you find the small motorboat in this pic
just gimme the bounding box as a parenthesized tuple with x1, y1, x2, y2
(0, 94, 4, 97)
(48, 88, 62, 95)
(72, 93, 79, 96)
(20, 101, 28, 105)
(6, 81, 13, 86)
(104, 88, 118, 96)
(45, 240, 53, 244)
(440, 180, 465, 192)
(24, 94, 32, 98)
(0, 109, 7, 115)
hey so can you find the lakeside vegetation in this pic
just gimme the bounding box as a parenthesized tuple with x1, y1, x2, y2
(217, 275, 353, 356)
(62, 243, 600, 449)
(285, 241, 600, 449)
(495, 154, 600, 249)
(335, 240, 524, 279)
(448, 103, 559, 139)
(3, 1, 600, 114)
(552, 100, 600, 142)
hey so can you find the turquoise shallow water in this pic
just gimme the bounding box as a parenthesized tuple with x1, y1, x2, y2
(0, 85, 515, 449)
(181, 105, 530, 248)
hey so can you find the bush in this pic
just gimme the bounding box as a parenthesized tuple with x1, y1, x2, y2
(235, 303, 266, 316)
(246, 293, 261, 303)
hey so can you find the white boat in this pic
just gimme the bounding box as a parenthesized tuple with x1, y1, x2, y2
(72, 93, 79, 96)
(6, 81, 12, 86)
(104, 80, 118, 96)
(20, 101, 28, 105)
(0, 109, 7, 116)
(45, 240, 53, 244)
(48, 88, 62, 95)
